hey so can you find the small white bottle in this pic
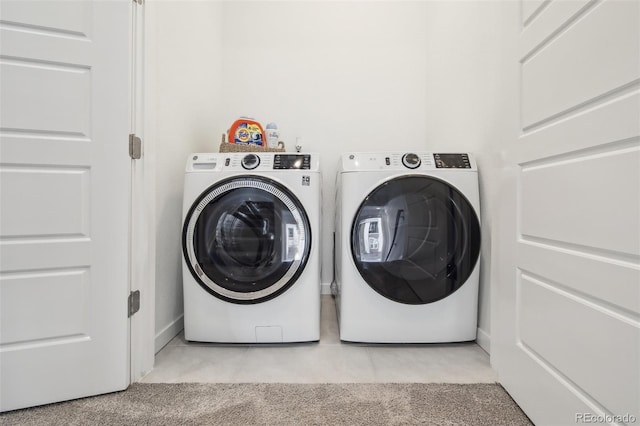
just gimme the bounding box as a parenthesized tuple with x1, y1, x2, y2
(266, 122, 279, 148)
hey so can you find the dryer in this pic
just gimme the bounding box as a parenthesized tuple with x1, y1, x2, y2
(333, 152, 481, 343)
(182, 152, 321, 343)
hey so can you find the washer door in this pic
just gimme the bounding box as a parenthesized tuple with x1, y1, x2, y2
(351, 175, 480, 304)
(183, 176, 311, 304)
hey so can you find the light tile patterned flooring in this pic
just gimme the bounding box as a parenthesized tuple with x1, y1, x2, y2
(142, 296, 497, 383)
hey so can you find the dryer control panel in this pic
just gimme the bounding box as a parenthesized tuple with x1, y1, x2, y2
(433, 153, 471, 169)
(340, 152, 476, 172)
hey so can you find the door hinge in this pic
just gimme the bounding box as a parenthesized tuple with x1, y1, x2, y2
(128, 290, 141, 317)
(129, 134, 142, 159)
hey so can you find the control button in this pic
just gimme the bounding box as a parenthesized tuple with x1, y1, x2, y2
(302, 155, 311, 170)
(385, 157, 391, 166)
(224, 158, 230, 167)
(241, 153, 260, 170)
(402, 153, 421, 169)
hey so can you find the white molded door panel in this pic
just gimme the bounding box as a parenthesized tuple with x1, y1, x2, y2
(0, 0, 132, 411)
(494, 0, 640, 424)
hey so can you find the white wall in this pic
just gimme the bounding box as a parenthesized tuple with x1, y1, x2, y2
(150, 1, 515, 353)
(149, 1, 224, 352)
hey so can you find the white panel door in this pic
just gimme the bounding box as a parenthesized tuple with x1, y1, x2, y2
(0, 0, 132, 411)
(493, 1, 640, 425)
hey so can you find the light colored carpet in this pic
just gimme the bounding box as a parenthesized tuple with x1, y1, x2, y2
(0, 383, 531, 425)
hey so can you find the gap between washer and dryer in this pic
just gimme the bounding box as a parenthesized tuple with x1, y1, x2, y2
(141, 296, 496, 383)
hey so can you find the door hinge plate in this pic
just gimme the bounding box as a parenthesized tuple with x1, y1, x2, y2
(129, 290, 141, 317)
(129, 134, 142, 159)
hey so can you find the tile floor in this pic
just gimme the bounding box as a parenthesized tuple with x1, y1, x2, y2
(142, 296, 497, 383)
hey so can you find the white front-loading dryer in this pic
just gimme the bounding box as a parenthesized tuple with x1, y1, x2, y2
(182, 152, 321, 343)
(334, 152, 481, 343)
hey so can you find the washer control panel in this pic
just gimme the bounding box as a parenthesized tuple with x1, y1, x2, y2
(273, 154, 311, 170)
(186, 153, 319, 172)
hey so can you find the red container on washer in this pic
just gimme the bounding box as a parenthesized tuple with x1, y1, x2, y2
(228, 118, 265, 146)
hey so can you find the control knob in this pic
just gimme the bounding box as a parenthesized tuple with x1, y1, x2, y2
(241, 153, 260, 170)
(402, 153, 421, 169)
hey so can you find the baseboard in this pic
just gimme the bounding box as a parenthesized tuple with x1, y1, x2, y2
(154, 315, 184, 354)
(321, 282, 332, 295)
(476, 327, 490, 355)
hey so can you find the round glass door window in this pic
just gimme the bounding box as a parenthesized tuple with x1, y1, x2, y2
(351, 175, 480, 304)
(183, 177, 311, 304)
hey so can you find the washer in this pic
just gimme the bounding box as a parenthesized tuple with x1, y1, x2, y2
(182, 152, 321, 343)
(333, 152, 481, 343)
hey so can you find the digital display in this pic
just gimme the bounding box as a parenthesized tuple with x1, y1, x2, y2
(273, 154, 311, 170)
(433, 153, 471, 169)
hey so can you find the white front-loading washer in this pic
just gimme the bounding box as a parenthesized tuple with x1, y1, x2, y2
(182, 152, 321, 343)
(333, 152, 481, 343)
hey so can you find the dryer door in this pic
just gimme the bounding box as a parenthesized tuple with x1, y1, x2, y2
(351, 175, 480, 304)
(183, 176, 311, 304)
